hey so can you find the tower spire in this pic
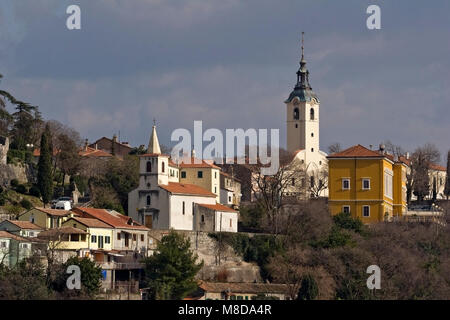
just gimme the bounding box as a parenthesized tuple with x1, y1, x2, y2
(301, 31, 305, 61)
(296, 31, 311, 90)
(147, 121, 161, 154)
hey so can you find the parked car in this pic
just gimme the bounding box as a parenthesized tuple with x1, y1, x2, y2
(57, 197, 74, 204)
(54, 200, 71, 210)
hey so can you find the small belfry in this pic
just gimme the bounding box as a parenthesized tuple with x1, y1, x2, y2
(147, 119, 162, 154)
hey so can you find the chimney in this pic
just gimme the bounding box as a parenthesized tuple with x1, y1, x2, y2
(406, 152, 410, 160)
(113, 134, 118, 143)
(84, 139, 89, 151)
(379, 144, 385, 154)
(95, 143, 98, 150)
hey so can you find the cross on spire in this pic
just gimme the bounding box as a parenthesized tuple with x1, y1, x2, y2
(301, 31, 305, 60)
(153, 118, 156, 126)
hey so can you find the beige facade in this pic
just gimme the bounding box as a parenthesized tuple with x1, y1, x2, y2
(179, 163, 221, 202)
(18, 208, 75, 229)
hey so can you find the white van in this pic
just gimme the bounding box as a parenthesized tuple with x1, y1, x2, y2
(55, 200, 71, 210)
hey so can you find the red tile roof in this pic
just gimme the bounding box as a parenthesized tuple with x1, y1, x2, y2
(0, 231, 32, 242)
(67, 217, 112, 229)
(79, 146, 113, 158)
(179, 157, 220, 169)
(429, 163, 446, 171)
(72, 208, 149, 231)
(31, 207, 73, 217)
(159, 182, 217, 197)
(4, 220, 42, 230)
(197, 203, 237, 213)
(33, 148, 60, 157)
(37, 227, 88, 239)
(327, 144, 384, 158)
(328, 145, 411, 166)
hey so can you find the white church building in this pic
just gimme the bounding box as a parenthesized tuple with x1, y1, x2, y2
(284, 35, 328, 198)
(128, 125, 238, 232)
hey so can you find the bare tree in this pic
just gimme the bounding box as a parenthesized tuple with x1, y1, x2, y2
(308, 165, 328, 198)
(327, 143, 342, 155)
(411, 143, 441, 202)
(444, 150, 450, 200)
(383, 140, 405, 157)
(249, 149, 306, 234)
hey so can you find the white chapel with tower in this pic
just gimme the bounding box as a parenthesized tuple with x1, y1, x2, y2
(285, 33, 328, 196)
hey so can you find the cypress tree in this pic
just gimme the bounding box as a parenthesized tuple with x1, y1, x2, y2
(37, 124, 53, 206)
(444, 150, 450, 200)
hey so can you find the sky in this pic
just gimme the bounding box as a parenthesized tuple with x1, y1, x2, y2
(1, 0, 450, 163)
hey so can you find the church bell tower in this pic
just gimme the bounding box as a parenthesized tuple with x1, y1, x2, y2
(285, 33, 320, 155)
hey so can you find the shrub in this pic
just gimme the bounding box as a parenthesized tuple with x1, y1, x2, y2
(15, 184, 27, 194)
(0, 195, 6, 206)
(10, 179, 19, 188)
(29, 185, 41, 198)
(333, 212, 364, 233)
(20, 199, 33, 210)
(0, 185, 3, 194)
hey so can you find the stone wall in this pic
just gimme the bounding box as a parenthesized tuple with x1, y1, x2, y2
(0, 136, 8, 165)
(0, 163, 33, 187)
(148, 230, 262, 283)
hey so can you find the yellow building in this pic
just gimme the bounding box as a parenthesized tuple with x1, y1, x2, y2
(179, 157, 221, 202)
(327, 145, 408, 223)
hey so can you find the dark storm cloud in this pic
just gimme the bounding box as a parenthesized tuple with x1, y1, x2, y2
(1, 0, 449, 160)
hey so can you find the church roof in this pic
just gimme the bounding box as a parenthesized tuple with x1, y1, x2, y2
(159, 182, 216, 197)
(196, 203, 237, 213)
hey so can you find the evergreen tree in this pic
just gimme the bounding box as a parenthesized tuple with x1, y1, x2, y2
(445, 150, 450, 200)
(37, 124, 54, 206)
(142, 230, 203, 300)
(297, 274, 319, 300)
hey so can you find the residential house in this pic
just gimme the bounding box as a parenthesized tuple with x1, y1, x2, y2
(191, 281, 290, 300)
(0, 231, 35, 268)
(18, 207, 77, 229)
(0, 220, 43, 238)
(37, 226, 90, 262)
(71, 207, 150, 291)
(219, 171, 242, 209)
(62, 217, 114, 251)
(179, 156, 221, 202)
(327, 144, 408, 223)
(428, 163, 447, 200)
(89, 135, 132, 159)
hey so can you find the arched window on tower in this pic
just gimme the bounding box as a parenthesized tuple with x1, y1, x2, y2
(162, 161, 165, 173)
(293, 108, 299, 120)
(146, 161, 152, 172)
(146, 195, 151, 206)
(310, 108, 315, 120)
